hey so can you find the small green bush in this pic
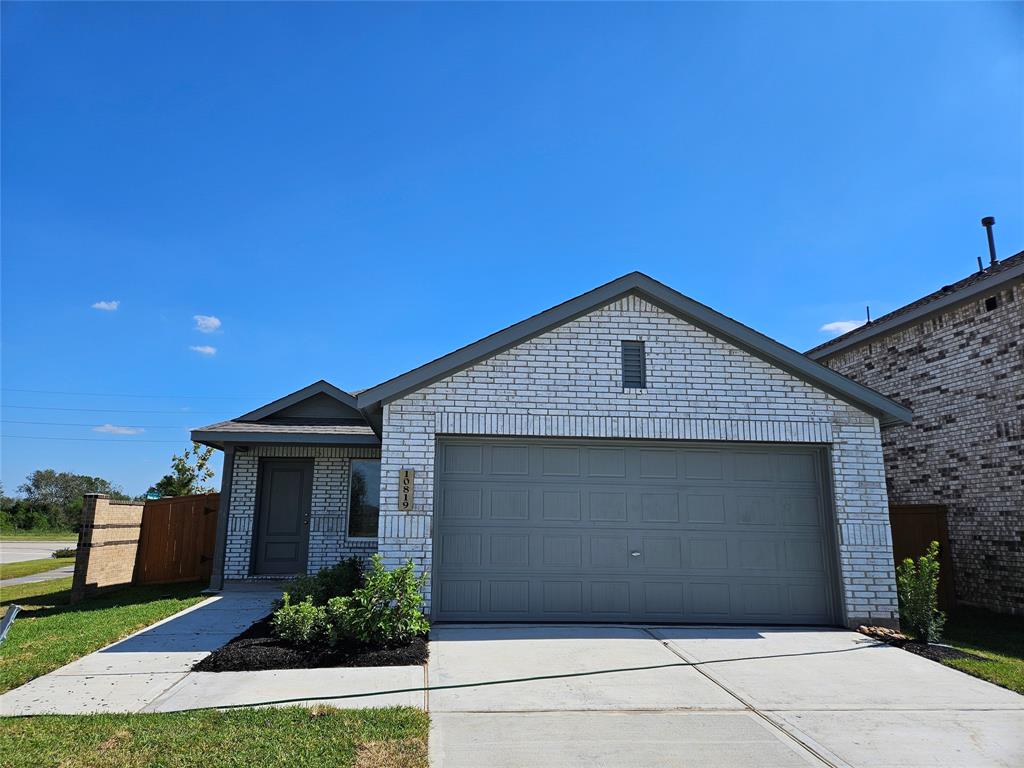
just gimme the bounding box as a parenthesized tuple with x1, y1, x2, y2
(51, 547, 76, 559)
(896, 540, 946, 643)
(271, 555, 428, 649)
(271, 594, 330, 647)
(326, 555, 429, 647)
(282, 557, 363, 606)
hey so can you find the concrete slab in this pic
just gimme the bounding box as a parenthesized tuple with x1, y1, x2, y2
(770, 709, 1024, 768)
(429, 625, 739, 713)
(429, 711, 821, 768)
(650, 627, 1024, 711)
(0, 673, 187, 715)
(0, 588, 283, 715)
(144, 667, 425, 712)
(50, 634, 240, 675)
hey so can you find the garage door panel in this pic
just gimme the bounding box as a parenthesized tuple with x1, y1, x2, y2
(434, 440, 838, 624)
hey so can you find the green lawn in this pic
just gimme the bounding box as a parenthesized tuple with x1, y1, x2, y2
(0, 530, 78, 541)
(942, 606, 1024, 695)
(0, 556, 75, 581)
(0, 706, 428, 768)
(0, 578, 207, 693)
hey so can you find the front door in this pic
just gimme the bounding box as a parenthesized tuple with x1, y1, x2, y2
(252, 459, 312, 576)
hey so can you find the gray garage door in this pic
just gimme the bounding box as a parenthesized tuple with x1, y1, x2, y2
(433, 439, 839, 624)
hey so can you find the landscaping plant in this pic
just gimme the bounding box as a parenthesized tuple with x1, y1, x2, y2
(51, 547, 76, 559)
(282, 557, 363, 606)
(326, 555, 430, 647)
(896, 540, 946, 643)
(272, 555, 428, 649)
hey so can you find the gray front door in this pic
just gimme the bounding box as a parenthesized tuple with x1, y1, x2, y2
(252, 459, 312, 576)
(433, 439, 840, 624)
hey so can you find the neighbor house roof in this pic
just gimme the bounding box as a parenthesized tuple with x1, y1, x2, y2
(355, 271, 912, 426)
(806, 250, 1024, 361)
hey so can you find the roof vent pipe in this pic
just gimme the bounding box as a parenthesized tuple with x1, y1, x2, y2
(982, 216, 998, 266)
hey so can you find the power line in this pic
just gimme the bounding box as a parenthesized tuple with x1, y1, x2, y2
(2, 405, 226, 415)
(2, 420, 192, 429)
(2, 434, 187, 444)
(2, 387, 258, 400)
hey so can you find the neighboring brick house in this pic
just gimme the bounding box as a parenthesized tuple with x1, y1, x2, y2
(193, 272, 911, 628)
(807, 251, 1023, 615)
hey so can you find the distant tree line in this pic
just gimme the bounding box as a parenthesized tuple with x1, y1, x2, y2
(0, 443, 217, 534)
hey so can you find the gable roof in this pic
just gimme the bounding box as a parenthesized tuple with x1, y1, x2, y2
(237, 380, 358, 421)
(356, 272, 912, 426)
(806, 249, 1024, 360)
(191, 380, 378, 449)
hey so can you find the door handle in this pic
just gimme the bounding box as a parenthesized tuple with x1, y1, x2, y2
(630, 551, 641, 557)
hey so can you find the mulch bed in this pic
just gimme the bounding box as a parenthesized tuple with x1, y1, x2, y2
(193, 614, 429, 672)
(903, 641, 984, 664)
(857, 625, 984, 664)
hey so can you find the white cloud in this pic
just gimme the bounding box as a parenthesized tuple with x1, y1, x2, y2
(93, 423, 143, 435)
(820, 320, 867, 335)
(190, 345, 217, 356)
(91, 300, 120, 311)
(193, 314, 221, 333)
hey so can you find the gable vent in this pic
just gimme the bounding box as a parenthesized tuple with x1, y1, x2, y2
(621, 340, 646, 389)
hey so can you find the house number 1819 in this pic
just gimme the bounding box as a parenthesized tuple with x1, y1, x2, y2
(398, 469, 415, 512)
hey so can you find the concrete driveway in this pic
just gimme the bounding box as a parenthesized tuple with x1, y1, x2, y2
(428, 625, 1024, 768)
(0, 540, 73, 563)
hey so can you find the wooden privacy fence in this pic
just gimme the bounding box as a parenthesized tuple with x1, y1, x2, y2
(134, 493, 220, 585)
(888, 504, 956, 612)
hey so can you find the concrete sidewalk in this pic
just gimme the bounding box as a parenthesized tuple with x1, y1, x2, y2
(1, 564, 75, 587)
(0, 583, 425, 716)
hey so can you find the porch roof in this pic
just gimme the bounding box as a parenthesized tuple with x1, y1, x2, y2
(191, 418, 379, 449)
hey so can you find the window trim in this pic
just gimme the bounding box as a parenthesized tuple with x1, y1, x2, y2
(347, 458, 381, 540)
(621, 339, 647, 389)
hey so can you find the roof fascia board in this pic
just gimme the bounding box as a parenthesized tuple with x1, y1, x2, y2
(807, 260, 1024, 360)
(356, 273, 912, 426)
(237, 380, 358, 421)
(632, 278, 912, 426)
(189, 430, 380, 447)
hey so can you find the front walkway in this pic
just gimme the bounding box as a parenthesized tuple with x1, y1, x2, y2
(0, 583, 423, 716)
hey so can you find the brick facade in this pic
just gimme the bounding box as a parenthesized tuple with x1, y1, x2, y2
(818, 279, 1023, 614)
(379, 295, 899, 626)
(223, 445, 380, 579)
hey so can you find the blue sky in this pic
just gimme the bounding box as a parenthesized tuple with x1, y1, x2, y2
(2, 2, 1021, 496)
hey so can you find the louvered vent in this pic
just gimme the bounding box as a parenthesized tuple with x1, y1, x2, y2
(621, 340, 646, 389)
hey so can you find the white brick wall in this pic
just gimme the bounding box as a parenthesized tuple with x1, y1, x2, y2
(223, 445, 380, 579)
(380, 294, 898, 625)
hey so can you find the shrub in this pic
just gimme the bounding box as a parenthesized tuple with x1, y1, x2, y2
(270, 555, 428, 649)
(271, 594, 330, 648)
(282, 558, 363, 606)
(51, 547, 76, 558)
(326, 555, 429, 647)
(896, 540, 946, 643)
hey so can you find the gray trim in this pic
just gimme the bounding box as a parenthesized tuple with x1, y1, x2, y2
(807, 259, 1024, 360)
(208, 444, 235, 591)
(356, 272, 912, 426)
(237, 380, 358, 421)
(190, 431, 380, 450)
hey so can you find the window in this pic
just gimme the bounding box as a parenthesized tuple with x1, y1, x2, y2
(348, 459, 381, 538)
(621, 340, 646, 389)
(985, 295, 998, 312)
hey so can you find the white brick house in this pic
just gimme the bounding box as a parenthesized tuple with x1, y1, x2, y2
(194, 273, 911, 628)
